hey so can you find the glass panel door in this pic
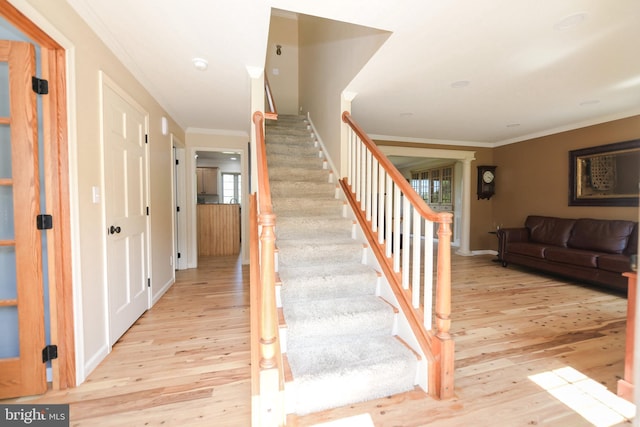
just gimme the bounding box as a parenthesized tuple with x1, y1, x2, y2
(0, 49, 19, 360)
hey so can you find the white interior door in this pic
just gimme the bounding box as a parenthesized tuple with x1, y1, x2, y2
(102, 79, 149, 345)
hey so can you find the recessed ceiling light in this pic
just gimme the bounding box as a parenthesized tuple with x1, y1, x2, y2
(230, 157, 237, 160)
(579, 99, 600, 106)
(451, 80, 470, 89)
(554, 12, 587, 31)
(192, 57, 208, 71)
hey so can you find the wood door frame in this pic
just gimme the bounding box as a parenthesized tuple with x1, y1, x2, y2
(0, 0, 75, 389)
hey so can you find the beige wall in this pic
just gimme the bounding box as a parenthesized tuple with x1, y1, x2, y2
(494, 115, 640, 231)
(298, 16, 388, 175)
(266, 15, 299, 115)
(17, 0, 184, 382)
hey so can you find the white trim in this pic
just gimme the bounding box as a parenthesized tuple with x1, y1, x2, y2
(187, 145, 250, 268)
(370, 108, 640, 148)
(65, 47, 84, 385)
(469, 250, 498, 257)
(378, 145, 476, 161)
(371, 133, 491, 148)
(494, 109, 640, 147)
(83, 343, 109, 379)
(152, 277, 175, 305)
(186, 127, 249, 137)
(306, 113, 339, 181)
(173, 142, 188, 270)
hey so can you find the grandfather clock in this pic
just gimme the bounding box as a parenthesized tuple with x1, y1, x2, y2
(477, 165, 496, 200)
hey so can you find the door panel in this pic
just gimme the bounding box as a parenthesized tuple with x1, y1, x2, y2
(0, 40, 46, 398)
(102, 82, 149, 345)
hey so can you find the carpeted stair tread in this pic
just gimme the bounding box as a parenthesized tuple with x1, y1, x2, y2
(272, 197, 343, 217)
(267, 139, 320, 152)
(271, 181, 335, 198)
(286, 336, 417, 415)
(269, 166, 330, 182)
(276, 239, 363, 266)
(267, 153, 324, 169)
(276, 216, 353, 240)
(283, 296, 394, 344)
(279, 264, 378, 301)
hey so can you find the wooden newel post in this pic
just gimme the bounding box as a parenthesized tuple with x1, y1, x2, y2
(259, 211, 277, 370)
(435, 215, 452, 339)
(435, 213, 455, 399)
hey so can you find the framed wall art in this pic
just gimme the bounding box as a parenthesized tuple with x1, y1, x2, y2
(568, 139, 640, 206)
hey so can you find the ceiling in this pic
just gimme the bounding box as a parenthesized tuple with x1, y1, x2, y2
(65, 0, 640, 146)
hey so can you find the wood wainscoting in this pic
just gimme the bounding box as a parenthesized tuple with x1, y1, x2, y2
(197, 204, 240, 256)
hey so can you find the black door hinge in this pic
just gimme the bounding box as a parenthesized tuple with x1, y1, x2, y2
(176, 206, 180, 212)
(146, 206, 150, 216)
(147, 278, 151, 288)
(175, 159, 179, 165)
(36, 214, 53, 230)
(32, 77, 49, 95)
(177, 252, 181, 259)
(42, 345, 58, 363)
(145, 134, 148, 144)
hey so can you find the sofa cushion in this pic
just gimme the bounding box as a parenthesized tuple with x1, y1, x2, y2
(568, 218, 636, 254)
(508, 242, 547, 259)
(544, 247, 598, 268)
(599, 254, 633, 273)
(525, 216, 575, 247)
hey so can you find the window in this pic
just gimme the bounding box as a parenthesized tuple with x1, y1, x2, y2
(411, 165, 454, 209)
(411, 170, 429, 202)
(441, 167, 452, 204)
(430, 169, 440, 204)
(222, 173, 241, 204)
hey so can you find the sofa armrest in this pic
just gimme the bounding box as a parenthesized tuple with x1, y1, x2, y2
(498, 227, 529, 243)
(497, 227, 529, 259)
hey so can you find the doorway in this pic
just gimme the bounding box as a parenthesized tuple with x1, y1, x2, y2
(382, 145, 476, 254)
(195, 150, 242, 258)
(173, 143, 187, 270)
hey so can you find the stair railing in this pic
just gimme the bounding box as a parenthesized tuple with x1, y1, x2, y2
(250, 111, 284, 426)
(264, 75, 278, 120)
(341, 111, 455, 400)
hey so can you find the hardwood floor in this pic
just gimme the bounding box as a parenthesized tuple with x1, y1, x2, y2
(3, 255, 252, 426)
(292, 255, 633, 427)
(3, 253, 633, 426)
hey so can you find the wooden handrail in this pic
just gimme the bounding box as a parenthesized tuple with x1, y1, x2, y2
(341, 111, 454, 399)
(264, 75, 278, 120)
(250, 111, 284, 426)
(253, 112, 274, 218)
(342, 111, 449, 224)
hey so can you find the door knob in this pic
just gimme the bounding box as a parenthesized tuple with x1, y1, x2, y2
(109, 225, 121, 234)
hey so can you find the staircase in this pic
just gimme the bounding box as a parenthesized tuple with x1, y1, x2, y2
(266, 114, 418, 415)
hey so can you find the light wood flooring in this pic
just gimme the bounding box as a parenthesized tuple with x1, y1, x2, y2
(3, 254, 634, 426)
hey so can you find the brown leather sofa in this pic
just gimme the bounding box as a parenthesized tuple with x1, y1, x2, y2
(497, 215, 638, 293)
